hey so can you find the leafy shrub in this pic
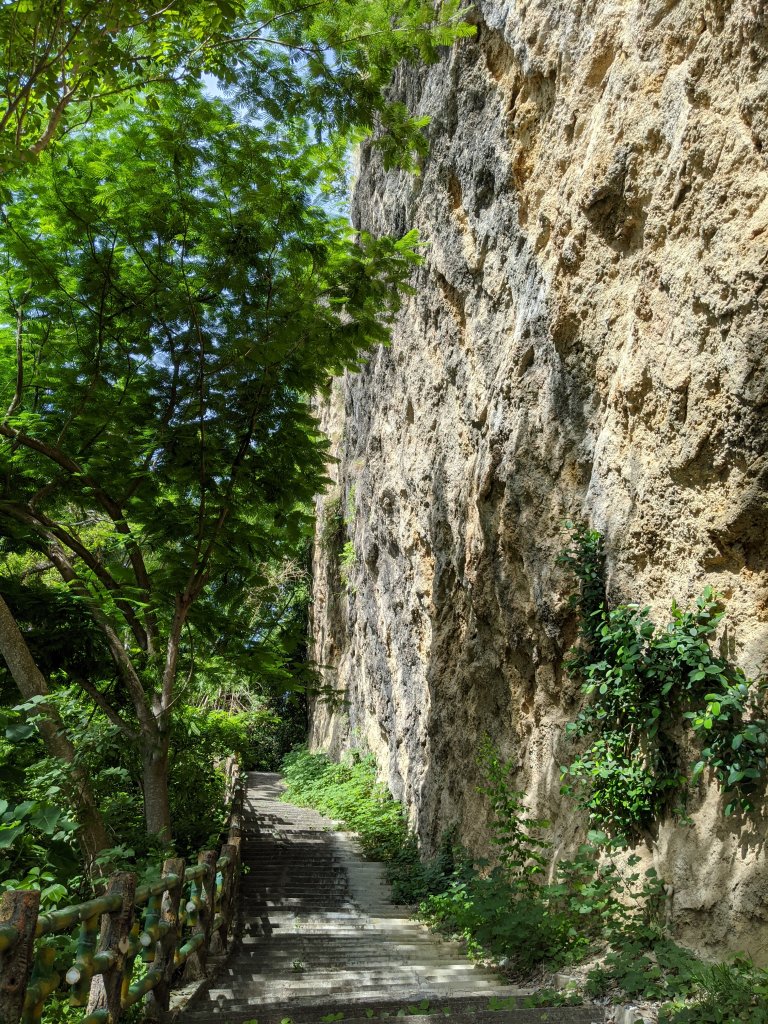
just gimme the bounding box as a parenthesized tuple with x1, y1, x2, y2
(281, 747, 459, 902)
(421, 740, 666, 973)
(658, 957, 768, 1023)
(320, 492, 344, 553)
(586, 936, 700, 1002)
(281, 746, 409, 860)
(387, 829, 460, 904)
(339, 540, 357, 591)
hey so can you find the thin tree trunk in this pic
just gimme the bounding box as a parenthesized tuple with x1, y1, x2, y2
(142, 734, 172, 842)
(0, 595, 110, 868)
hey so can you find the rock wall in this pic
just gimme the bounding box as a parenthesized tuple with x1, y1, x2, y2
(309, 0, 768, 959)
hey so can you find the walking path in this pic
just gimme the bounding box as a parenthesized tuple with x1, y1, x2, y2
(182, 771, 603, 1024)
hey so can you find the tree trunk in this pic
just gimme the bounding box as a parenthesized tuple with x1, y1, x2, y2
(0, 595, 110, 868)
(142, 735, 172, 842)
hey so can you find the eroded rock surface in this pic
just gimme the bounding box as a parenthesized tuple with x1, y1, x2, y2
(309, 0, 768, 959)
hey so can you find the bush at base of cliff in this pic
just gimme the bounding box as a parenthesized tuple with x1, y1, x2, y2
(280, 746, 455, 899)
(281, 745, 409, 861)
(657, 957, 768, 1024)
(420, 741, 661, 973)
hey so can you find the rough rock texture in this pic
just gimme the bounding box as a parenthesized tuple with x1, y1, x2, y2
(309, 0, 768, 960)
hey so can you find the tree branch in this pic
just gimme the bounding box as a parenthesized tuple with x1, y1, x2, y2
(5, 302, 25, 417)
(46, 543, 159, 741)
(0, 422, 158, 653)
(160, 598, 189, 717)
(73, 675, 139, 741)
(0, 500, 151, 653)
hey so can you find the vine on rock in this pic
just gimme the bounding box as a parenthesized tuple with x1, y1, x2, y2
(558, 523, 768, 837)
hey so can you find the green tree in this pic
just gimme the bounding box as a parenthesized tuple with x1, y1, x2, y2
(0, 0, 473, 167)
(0, 86, 421, 839)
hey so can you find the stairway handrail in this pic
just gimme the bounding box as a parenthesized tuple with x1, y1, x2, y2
(0, 763, 244, 1024)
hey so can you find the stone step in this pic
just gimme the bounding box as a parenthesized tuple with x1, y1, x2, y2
(199, 971, 515, 995)
(185, 991, 530, 1017)
(188, 1013, 603, 1024)
(315, 1013, 600, 1024)
(230, 939, 479, 951)
(334, 1014, 601, 1024)
(228, 947, 477, 960)
(204, 970, 503, 995)
(183, 992, 604, 1024)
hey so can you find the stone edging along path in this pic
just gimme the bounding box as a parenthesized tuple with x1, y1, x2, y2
(179, 771, 605, 1024)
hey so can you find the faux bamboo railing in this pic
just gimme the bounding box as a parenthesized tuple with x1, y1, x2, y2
(0, 764, 244, 1024)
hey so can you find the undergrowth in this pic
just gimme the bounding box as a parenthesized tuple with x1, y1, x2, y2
(281, 747, 459, 902)
(419, 737, 668, 974)
(282, 746, 407, 860)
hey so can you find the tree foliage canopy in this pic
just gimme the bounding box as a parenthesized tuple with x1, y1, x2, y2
(0, 83, 422, 835)
(0, 0, 472, 869)
(0, 0, 474, 166)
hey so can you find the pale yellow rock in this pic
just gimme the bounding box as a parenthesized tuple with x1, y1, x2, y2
(309, 0, 768, 960)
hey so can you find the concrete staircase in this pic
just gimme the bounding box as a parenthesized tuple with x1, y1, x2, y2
(181, 771, 604, 1024)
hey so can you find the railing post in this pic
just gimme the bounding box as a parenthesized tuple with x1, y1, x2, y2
(86, 871, 137, 1023)
(210, 842, 239, 955)
(228, 772, 244, 844)
(144, 858, 184, 1021)
(0, 890, 40, 1024)
(182, 851, 217, 982)
(67, 911, 100, 1006)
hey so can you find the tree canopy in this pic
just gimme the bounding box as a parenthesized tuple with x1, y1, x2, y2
(0, 0, 472, 167)
(0, 0, 473, 888)
(0, 6, 475, 905)
(0, 83, 422, 838)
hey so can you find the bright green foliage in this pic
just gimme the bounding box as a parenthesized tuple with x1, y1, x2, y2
(0, 683, 281, 884)
(558, 524, 768, 836)
(281, 746, 458, 902)
(586, 937, 701, 1002)
(338, 541, 357, 591)
(0, 0, 475, 167)
(0, 692, 84, 900)
(478, 736, 550, 880)
(280, 743, 761, 1017)
(0, 0, 475, 858)
(589, 942, 768, 1022)
(281, 746, 409, 861)
(386, 829, 459, 905)
(0, 82, 424, 839)
(0, 0, 243, 164)
(319, 483, 358, 590)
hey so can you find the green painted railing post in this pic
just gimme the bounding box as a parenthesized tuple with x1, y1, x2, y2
(211, 842, 240, 955)
(0, 889, 40, 1024)
(143, 858, 184, 1021)
(68, 911, 100, 1006)
(85, 871, 137, 1023)
(182, 851, 217, 982)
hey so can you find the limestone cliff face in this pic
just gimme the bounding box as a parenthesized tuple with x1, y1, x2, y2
(309, 0, 768, 958)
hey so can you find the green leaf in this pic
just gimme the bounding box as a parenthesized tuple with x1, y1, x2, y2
(5, 722, 36, 742)
(0, 822, 26, 849)
(29, 806, 64, 835)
